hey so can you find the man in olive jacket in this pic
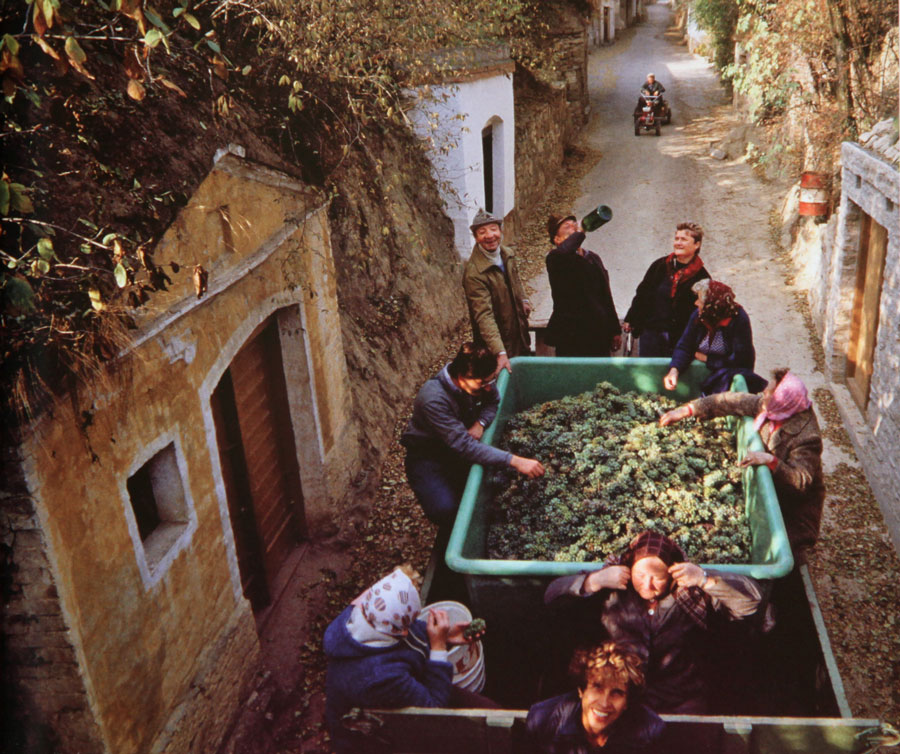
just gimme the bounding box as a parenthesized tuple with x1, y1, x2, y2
(462, 209, 532, 374)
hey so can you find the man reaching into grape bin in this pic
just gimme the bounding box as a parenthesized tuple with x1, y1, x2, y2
(401, 342, 545, 531)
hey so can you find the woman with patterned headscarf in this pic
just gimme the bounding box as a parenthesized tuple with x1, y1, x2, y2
(663, 279, 766, 395)
(660, 368, 825, 562)
(324, 567, 489, 752)
(544, 531, 762, 714)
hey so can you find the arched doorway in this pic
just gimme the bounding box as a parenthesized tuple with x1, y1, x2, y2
(210, 315, 306, 610)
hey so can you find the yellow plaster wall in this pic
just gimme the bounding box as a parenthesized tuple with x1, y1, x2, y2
(21, 158, 352, 753)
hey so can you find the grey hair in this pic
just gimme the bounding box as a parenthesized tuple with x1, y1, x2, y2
(692, 278, 711, 302)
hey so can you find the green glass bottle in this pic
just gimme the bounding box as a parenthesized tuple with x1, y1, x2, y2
(582, 204, 613, 232)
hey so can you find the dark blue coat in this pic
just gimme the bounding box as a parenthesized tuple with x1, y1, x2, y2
(324, 606, 453, 753)
(526, 691, 665, 753)
(669, 307, 765, 394)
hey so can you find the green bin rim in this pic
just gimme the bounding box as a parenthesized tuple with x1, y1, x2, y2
(445, 357, 794, 580)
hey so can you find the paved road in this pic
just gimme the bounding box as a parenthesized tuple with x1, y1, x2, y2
(529, 2, 856, 474)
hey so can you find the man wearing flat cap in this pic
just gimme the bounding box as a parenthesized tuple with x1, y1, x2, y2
(462, 209, 532, 374)
(545, 213, 620, 356)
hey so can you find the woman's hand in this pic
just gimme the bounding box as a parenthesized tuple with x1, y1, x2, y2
(511, 455, 545, 478)
(467, 422, 485, 440)
(426, 609, 450, 652)
(694, 351, 707, 363)
(448, 621, 486, 645)
(663, 368, 679, 391)
(669, 562, 708, 589)
(659, 405, 692, 426)
(583, 565, 631, 594)
(739, 450, 776, 468)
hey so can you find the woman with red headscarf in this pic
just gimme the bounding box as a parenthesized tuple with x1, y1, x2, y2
(660, 368, 825, 562)
(662, 279, 766, 395)
(544, 531, 763, 714)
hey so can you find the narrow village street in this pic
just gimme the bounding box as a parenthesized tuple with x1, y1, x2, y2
(4, 2, 896, 753)
(213, 6, 899, 754)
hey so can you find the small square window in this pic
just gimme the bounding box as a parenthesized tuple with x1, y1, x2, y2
(886, 196, 894, 212)
(126, 443, 191, 577)
(854, 174, 861, 188)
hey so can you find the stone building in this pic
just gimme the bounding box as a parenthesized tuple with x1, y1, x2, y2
(2, 153, 362, 754)
(798, 119, 900, 548)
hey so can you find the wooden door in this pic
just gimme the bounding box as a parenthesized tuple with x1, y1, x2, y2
(212, 317, 305, 609)
(846, 213, 887, 411)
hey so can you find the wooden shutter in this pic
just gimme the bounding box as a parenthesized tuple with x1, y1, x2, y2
(847, 214, 887, 410)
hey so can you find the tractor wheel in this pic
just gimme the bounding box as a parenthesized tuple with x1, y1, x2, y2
(634, 119, 640, 136)
(655, 121, 661, 136)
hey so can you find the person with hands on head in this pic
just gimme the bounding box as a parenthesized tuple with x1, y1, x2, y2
(324, 567, 492, 754)
(462, 209, 533, 375)
(526, 641, 665, 754)
(623, 223, 710, 357)
(544, 531, 762, 714)
(662, 279, 766, 396)
(659, 368, 824, 563)
(401, 342, 544, 531)
(545, 213, 622, 357)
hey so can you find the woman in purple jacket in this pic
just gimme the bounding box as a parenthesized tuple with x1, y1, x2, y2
(663, 280, 766, 396)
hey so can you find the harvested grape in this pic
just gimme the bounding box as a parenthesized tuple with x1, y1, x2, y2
(463, 618, 487, 639)
(486, 382, 751, 563)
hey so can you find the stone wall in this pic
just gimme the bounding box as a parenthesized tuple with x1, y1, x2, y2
(1, 444, 105, 754)
(800, 128, 900, 548)
(513, 75, 572, 223)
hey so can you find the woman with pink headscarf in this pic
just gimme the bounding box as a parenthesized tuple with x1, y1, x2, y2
(660, 368, 825, 561)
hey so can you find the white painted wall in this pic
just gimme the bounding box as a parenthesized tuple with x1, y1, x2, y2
(410, 72, 516, 258)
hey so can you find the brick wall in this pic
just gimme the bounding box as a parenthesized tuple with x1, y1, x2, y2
(1, 441, 105, 754)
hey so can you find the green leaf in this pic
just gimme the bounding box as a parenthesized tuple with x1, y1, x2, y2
(102, 233, 117, 246)
(0, 181, 9, 216)
(37, 238, 54, 260)
(114, 262, 128, 288)
(9, 184, 34, 214)
(2, 33, 20, 56)
(34, 258, 50, 274)
(64, 36, 87, 64)
(4, 276, 36, 314)
(205, 39, 221, 54)
(183, 12, 200, 30)
(80, 243, 93, 255)
(144, 28, 164, 48)
(172, 5, 184, 17)
(144, 7, 171, 32)
(241, 65, 251, 76)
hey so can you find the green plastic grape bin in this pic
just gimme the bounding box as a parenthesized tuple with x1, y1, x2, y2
(445, 357, 793, 620)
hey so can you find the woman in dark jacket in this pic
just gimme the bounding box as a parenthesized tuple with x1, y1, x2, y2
(544, 531, 762, 714)
(663, 280, 766, 395)
(526, 641, 665, 753)
(623, 222, 710, 357)
(545, 214, 621, 357)
(324, 568, 486, 753)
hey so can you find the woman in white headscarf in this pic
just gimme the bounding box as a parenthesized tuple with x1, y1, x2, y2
(324, 567, 489, 752)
